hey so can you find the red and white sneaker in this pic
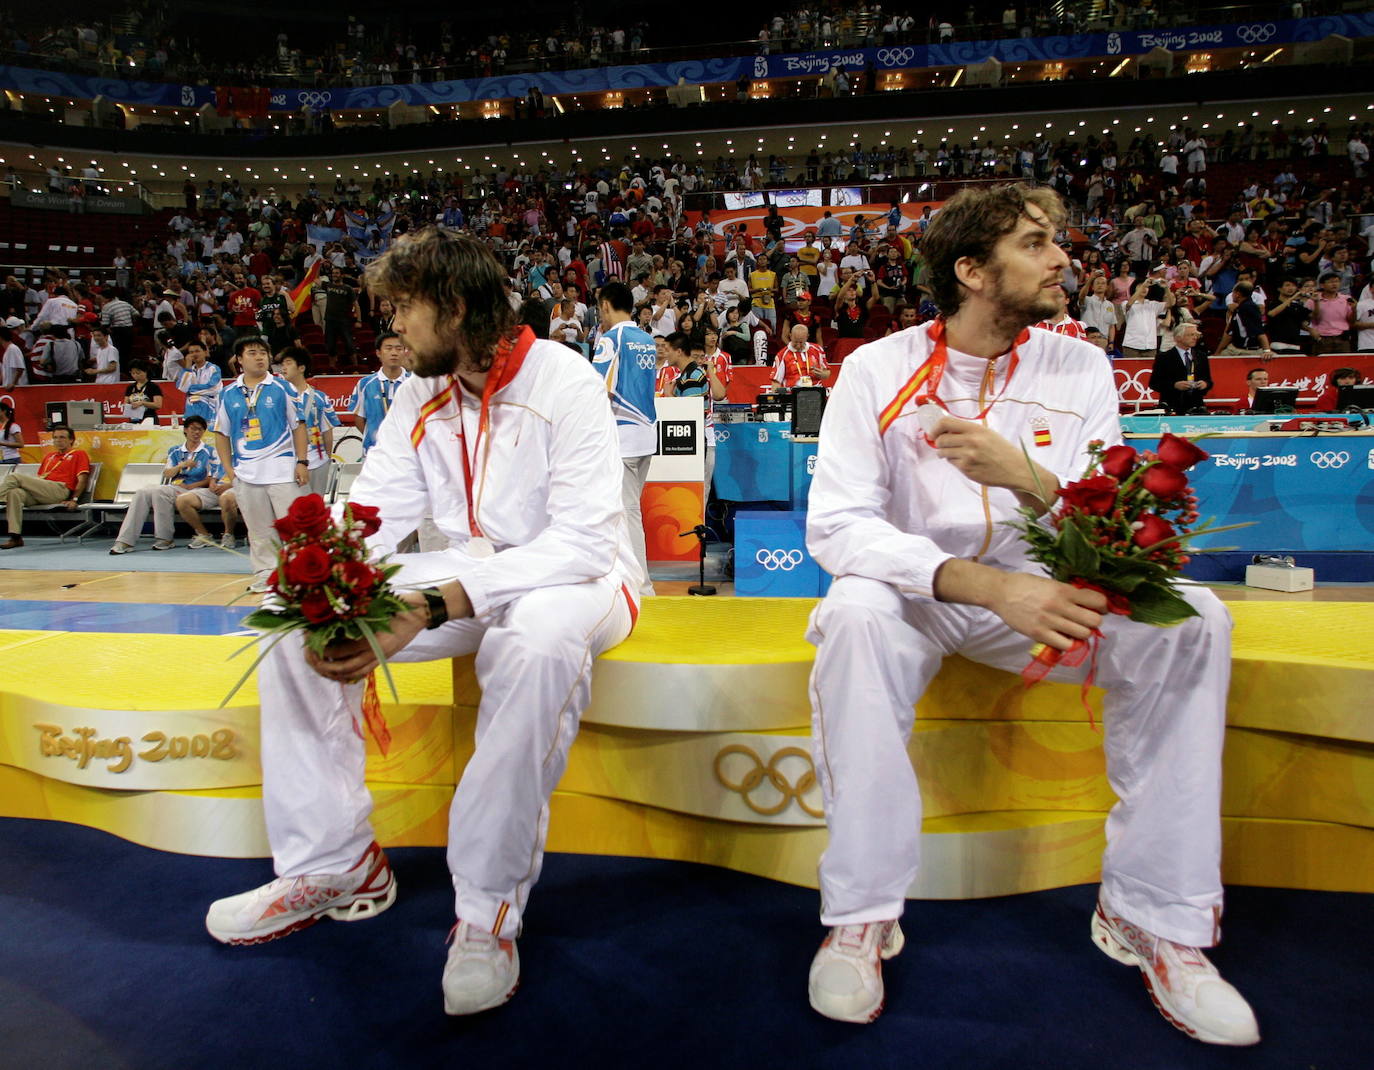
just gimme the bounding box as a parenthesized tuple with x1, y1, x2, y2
(442, 919, 520, 1016)
(205, 841, 396, 946)
(807, 920, 905, 1023)
(1092, 900, 1259, 1046)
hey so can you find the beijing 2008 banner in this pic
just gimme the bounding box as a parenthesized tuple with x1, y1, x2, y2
(2, 15, 1369, 112)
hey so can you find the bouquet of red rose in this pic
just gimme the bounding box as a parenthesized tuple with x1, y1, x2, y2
(1008, 433, 1246, 714)
(221, 494, 411, 752)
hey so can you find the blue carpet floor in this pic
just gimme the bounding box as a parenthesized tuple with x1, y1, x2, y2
(0, 535, 252, 573)
(0, 818, 1368, 1069)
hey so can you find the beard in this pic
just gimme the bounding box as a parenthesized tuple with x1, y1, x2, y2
(407, 317, 466, 378)
(985, 262, 1063, 333)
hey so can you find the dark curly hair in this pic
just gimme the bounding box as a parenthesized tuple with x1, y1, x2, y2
(921, 184, 1066, 317)
(364, 228, 517, 372)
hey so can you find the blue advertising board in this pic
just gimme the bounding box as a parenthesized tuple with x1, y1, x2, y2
(734, 510, 831, 597)
(713, 426, 818, 508)
(1183, 435, 1374, 553)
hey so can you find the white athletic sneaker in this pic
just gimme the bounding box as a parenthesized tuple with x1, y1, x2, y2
(246, 578, 271, 594)
(187, 533, 215, 549)
(109, 542, 134, 555)
(220, 533, 237, 549)
(205, 841, 396, 946)
(808, 920, 906, 1023)
(151, 540, 175, 550)
(442, 919, 520, 1015)
(1092, 899, 1259, 1046)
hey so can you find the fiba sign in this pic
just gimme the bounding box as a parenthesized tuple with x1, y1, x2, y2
(659, 420, 697, 456)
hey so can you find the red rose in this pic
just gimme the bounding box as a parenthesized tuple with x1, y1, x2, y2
(272, 515, 300, 539)
(299, 590, 334, 624)
(1058, 474, 1119, 516)
(340, 560, 379, 591)
(347, 502, 382, 538)
(284, 543, 333, 586)
(1156, 433, 1208, 470)
(286, 493, 332, 537)
(1141, 463, 1188, 501)
(1100, 444, 1138, 480)
(1133, 513, 1178, 548)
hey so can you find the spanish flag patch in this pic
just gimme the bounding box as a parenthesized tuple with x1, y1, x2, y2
(1033, 425, 1052, 447)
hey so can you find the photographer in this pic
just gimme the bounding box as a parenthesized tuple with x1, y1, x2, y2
(1120, 280, 1174, 359)
(1218, 282, 1273, 358)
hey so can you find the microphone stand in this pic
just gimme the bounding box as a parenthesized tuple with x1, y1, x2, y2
(678, 524, 716, 596)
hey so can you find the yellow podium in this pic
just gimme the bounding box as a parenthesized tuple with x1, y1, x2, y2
(1, 599, 1371, 897)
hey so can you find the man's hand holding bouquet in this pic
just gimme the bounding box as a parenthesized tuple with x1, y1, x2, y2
(222, 494, 455, 753)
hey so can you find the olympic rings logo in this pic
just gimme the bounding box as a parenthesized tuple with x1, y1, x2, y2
(297, 91, 334, 107)
(1112, 368, 1153, 402)
(877, 47, 915, 66)
(1237, 23, 1276, 44)
(713, 744, 823, 818)
(713, 427, 730, 442)
(1309, 450, 1350, 469)
(755, 548, 804, 571)
(636, 352, 656, 370)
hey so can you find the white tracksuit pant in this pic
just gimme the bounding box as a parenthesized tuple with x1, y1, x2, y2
(258, 549, 635, 940)
(808, 574, 1230, 948)
(235, 480, 306, 580)
(115, 484, 184, 545)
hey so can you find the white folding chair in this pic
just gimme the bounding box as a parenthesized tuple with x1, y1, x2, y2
(332, 461, 364, 504)
(76, 462, 165, 542)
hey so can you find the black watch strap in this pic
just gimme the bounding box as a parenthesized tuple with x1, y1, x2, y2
(420, 586, 449, 630)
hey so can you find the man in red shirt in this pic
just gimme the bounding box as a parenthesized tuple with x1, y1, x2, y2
(773, 323, 832, 389)
(248, 243, 274, 283)
(784, 292, 825, 337)
(0, 424, 90, 548)
(228, 278, 263, 329)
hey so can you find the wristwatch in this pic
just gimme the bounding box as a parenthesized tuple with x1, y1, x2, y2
(420, 587, 449, 630)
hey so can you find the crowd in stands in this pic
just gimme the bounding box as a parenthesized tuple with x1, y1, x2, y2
(0, 2, 1325, 90)
(2, 119, 1371, 417)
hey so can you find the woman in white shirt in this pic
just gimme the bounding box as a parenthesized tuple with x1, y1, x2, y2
(1121, 281, 1174, 358)
(815, 250, 840, 297)
(1354, 282, 1374, 353)
(0, 402, 21, 462)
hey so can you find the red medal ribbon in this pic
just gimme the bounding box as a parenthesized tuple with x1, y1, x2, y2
(451, 326, 535, 538)
(360, 673, 392, 756)
(877, 318, 1029, 437)
(1020, 581, 1133, 731)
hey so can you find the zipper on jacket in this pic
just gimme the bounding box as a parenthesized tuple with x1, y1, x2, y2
(971, 359, 997, 562)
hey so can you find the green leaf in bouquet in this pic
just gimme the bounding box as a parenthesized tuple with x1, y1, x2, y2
(1058, 518, 1100, 576)
(1126, 582, 1200, 627)
(1097, 555, 1169, 589)
(357, 617, 400, 703)
(219, 628, 294, 708)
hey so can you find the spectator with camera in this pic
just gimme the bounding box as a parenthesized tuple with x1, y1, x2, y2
(1120, 280, 1173, 359)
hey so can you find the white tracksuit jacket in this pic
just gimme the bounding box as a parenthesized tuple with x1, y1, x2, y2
(258, 338, 642, 939)
(805, 323, 1232, 948)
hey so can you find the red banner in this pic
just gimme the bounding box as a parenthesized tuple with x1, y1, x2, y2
(1113, 354, 1374, 407)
